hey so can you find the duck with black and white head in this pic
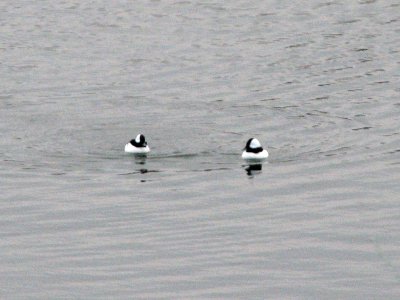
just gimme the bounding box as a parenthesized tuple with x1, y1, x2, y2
(125, 134, 150, 154)
(242, 138, 268, 160)
(242, 138, 268, 177)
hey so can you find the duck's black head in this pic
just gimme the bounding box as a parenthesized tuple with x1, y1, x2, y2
(244, 138, 263, 153)
(130, 134, 147, 147)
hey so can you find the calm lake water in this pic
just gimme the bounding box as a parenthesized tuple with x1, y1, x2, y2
(1, 0, 400, 298)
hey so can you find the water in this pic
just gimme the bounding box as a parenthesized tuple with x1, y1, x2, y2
(1, 0, 400, 298)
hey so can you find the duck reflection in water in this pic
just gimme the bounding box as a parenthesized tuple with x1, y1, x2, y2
(244, 163, 263, 177)
(135, 154, 148, 173)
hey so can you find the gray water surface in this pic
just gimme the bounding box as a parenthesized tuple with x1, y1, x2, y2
(1, 0, 400, 299)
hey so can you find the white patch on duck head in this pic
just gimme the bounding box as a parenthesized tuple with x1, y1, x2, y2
(135, 134, 142, 143)
(249, 138, 262, 149)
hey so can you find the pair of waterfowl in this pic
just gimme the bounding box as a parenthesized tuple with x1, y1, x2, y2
(125, 134, 269, 160)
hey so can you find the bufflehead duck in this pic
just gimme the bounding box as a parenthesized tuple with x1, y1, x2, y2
(125, 134, 150, 154)
(242, 138, 269, 160)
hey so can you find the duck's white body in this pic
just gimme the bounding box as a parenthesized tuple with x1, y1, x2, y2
(124, 143, 150, 154)
(242, 149, 269, 160)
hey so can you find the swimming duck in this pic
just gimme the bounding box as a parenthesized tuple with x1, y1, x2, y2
(125, 134, 150, 154)
(242, 138, 268, 160)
